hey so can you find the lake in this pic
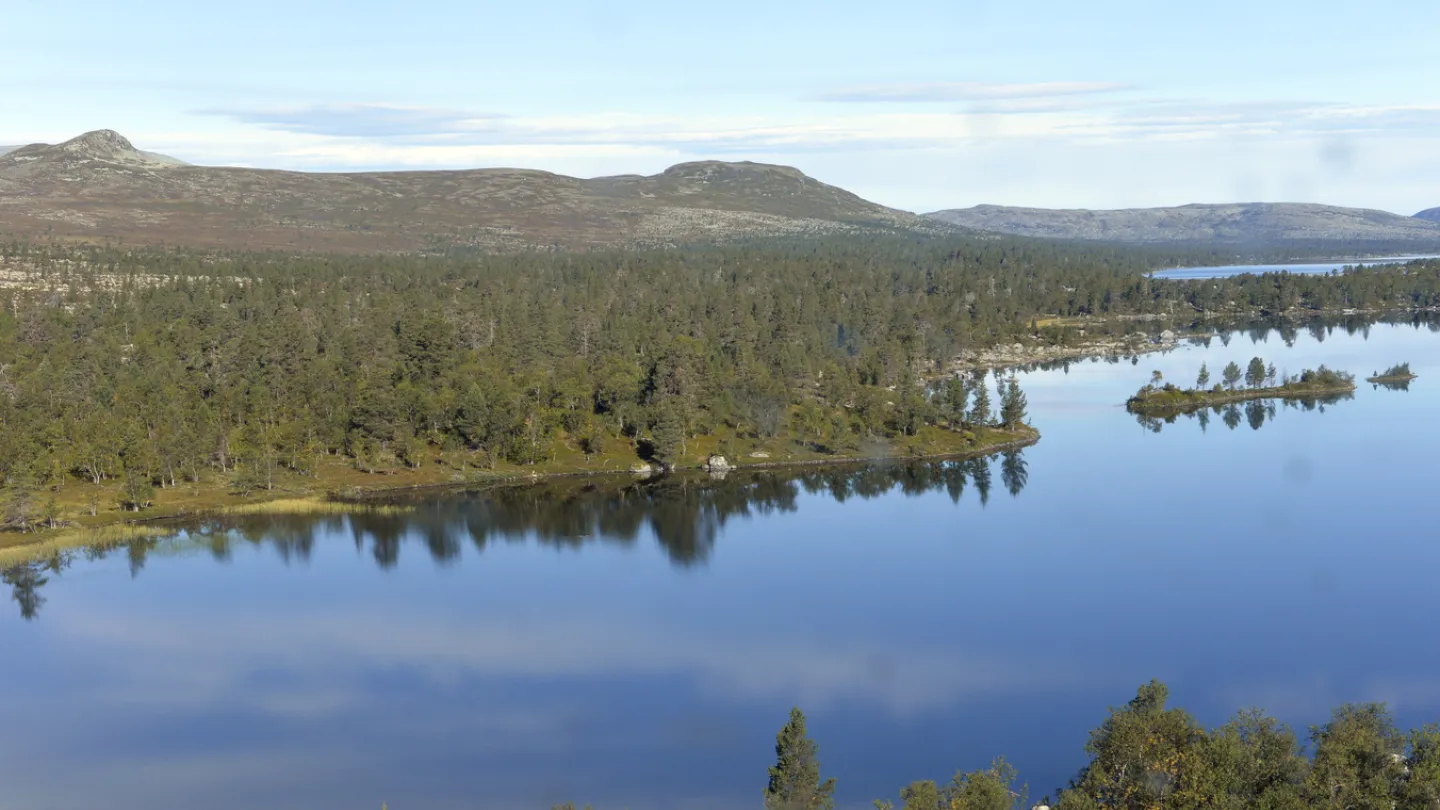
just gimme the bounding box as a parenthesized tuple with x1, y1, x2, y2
(1153, 255, 1439, 279)
(4, 319, 1440, 810)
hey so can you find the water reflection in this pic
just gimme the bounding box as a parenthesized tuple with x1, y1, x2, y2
(1133, 392, 1353, 433)
(5, 318, 1440, 810)
(5, 453, 1028, 620)
(1009, 313, 1440, 376)
(1371, 379, 1413, 392)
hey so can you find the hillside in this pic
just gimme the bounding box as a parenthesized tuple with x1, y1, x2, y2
(1416, 207, 1440, 223)
(0, 130, 950, 252)
(925, 202, 1440, 246)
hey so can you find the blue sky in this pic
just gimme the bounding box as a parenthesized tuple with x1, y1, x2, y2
(3, 0, 1438, 213)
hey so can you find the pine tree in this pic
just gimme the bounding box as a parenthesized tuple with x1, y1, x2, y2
(1196, 362, 1211, 389)
(1246, 357, 1267, 388)
(650, 402, 687, 468)
(968, 375, 993, 427)
(3, 462, 38, 532)
(1305, 703, 1405, 810)
(1223, 361, 1243, 390)
(999, 376, 1028, 429)
(765, 708, 836, 810)
(942, 376, 969, 426)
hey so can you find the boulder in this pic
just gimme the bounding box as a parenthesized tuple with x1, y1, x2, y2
(705, 454, 733, 472)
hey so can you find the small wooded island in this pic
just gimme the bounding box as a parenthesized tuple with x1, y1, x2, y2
(1367, 363, 1418, 384)
(1127, 357, 1357, 414)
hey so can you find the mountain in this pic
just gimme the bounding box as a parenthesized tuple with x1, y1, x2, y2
(0, 129, 189, 168)
(0, 130, 948, 252)
(1416, 207, 1440, 223)
(925, 202, 1440, 246)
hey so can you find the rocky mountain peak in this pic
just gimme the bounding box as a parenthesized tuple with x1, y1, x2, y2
(0, 129, 186, 169)
(58, 129, 140, 158)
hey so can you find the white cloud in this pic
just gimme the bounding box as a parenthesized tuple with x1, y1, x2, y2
(17, 90, 1432, 212)
(179, 97, 1440, 170)
(198, 102, 509, 138)
(52, 606, 1091, 717)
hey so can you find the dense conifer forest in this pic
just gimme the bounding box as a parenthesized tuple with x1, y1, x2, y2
(0, 236, 1437, 530)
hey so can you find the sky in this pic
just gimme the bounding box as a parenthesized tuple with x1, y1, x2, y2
(3, 0, 1438, 214)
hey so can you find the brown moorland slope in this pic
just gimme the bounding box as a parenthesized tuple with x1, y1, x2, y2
(0, 130, 954, 252)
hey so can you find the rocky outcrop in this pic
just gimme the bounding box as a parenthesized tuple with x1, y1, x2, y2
(952, 333, 1175, 371)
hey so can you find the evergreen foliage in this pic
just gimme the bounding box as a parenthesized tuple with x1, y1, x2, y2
(766, 707, 837, 810)
(0, 239, 1435, 519)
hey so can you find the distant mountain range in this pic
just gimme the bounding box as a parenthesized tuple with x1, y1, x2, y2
(0, 130, 947, 252)
(3, 130, 1438, 253)
(924, 202, 1440, 246)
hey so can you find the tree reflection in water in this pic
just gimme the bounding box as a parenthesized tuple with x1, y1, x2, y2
(1134, 392, 1351, 434)
(4, 453, 1026, 619)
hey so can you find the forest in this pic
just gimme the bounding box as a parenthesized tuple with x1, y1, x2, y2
(0, 235, 1438, 531)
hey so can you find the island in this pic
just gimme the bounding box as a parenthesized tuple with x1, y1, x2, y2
(1127, 358, 1357, 415)
(1366, 363, 1417, 384)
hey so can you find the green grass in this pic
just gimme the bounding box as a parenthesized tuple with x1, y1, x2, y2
(0, 523, 178, 568)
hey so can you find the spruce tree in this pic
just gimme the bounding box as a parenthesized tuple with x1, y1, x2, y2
(1196, 362, 1211, 389)
(765, 708, 836, 810)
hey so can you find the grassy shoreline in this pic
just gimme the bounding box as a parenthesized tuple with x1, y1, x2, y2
(0, 425, 1038, 568)
(1126, 381, 1357, 414)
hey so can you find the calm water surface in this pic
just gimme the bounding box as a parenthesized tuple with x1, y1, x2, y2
(3, 321, 1440, 810)
(1154, 255, 1439, 279)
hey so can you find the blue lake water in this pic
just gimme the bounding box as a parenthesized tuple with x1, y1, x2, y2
(3, 319, 1440, 809)
(1153, 256, 1439, 279)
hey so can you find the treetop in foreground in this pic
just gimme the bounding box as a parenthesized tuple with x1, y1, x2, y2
(548, 683, 1440, 810)
(766, 707, 836, 810)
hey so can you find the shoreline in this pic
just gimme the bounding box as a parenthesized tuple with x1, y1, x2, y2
(342, 428, 1042, 502)
(0, 427, 1040, 568)
(953, 306, 1440, 373)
